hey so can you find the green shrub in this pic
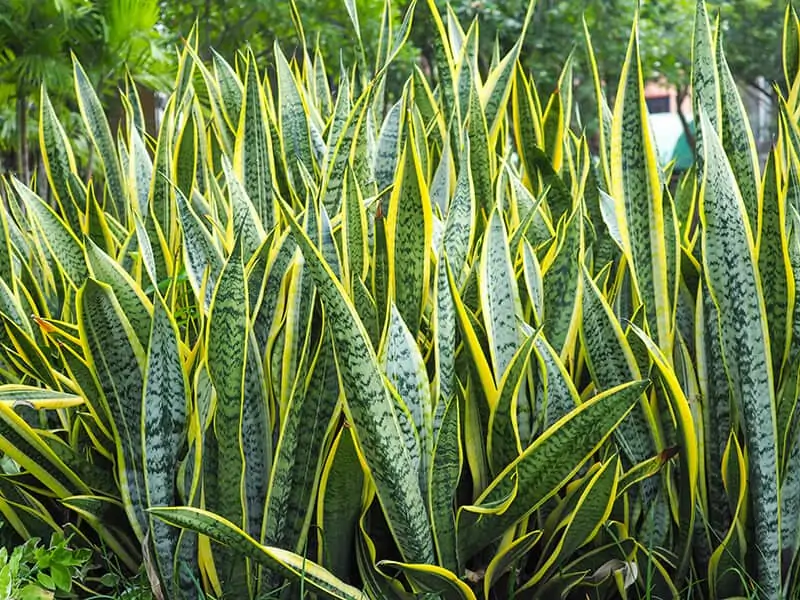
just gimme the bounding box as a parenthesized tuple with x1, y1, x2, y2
(0, 534, 91, 599)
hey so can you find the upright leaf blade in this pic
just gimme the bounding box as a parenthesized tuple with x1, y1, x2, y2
(276, 43, 316, 184)
(717, 31, 761, 234)
(428, 397, 461, 573)
(480, 210, 523, 381)
(39, 87, 81, 231)
(143, 298, 192, 597)
(78, 280, 148, 541)
(318, 427, 365, 582)
(265, 328, 340, 555)
(73, 59, 126, 218)
(278, 200, 435, 565)
(758, 152, 791, 374)
(699, 112, 781, 597)
(235, 53, 276, 230)
(610, 24, 674, 355)
(692, 0, 722, 162)
(207, 246, 270, 593)
(580, 266, 660, 477)
(381, 305, 433, 495)
(388, 139, 432, 336)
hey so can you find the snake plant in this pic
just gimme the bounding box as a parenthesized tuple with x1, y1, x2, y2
(0, 0, 799, 598)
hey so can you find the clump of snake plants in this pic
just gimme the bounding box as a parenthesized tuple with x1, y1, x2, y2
(1, 0, 799, 598)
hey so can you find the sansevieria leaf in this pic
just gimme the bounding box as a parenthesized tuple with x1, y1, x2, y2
(699, 111, 781, 597)
(377, 561, 476, 600)
(175, 187, 223, 311)
(519, 456, 620, 591)
(388, 137, 432, 336)
(0, 386, 82, 410)
(235, 53, 276, 230)
(5, 5, 800, 600)
(0, 399, 89, 498)
(382, 304, 433, 495)
(73, 58, 126, 219)
(78, 280, 148, 541)
(318, 426, 365, 581)
(207, 243, 271, 594)
(611, 22, 674, 356)
(264, 326, 340, 555)
(150, 507, 368, 600)
(12, 177, 87, 289)
(480, 209, 523, 382)
(541, 205, 583, 356)
(457, 379, 649, 559)
(692, 0, 722, 160)
(758, 152, 791, 375)
(39, 87, 81, 232)
(276, 43, 316, 185)
(277, 199, 435, 565)
(434, 254, 458, 413)
(580, 266, 659, 478)
(717, 30, 761, 234)
(143, 297, 192, 598)
(487, 333, 536, 474)
(428, 396, 461, 573)
(709, 433, 748, 599)
(441, 140, 476, 285)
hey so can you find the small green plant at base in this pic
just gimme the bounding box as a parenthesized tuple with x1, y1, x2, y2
(0, 534, 91, 600)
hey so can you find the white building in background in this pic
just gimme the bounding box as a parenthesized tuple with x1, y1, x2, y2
(643, 79, 694, 173)
(643, 77, 775, 172)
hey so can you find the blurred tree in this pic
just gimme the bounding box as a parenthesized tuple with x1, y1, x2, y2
(0, 0, 172, 179)
(413, 0, 783, 92)
(408, 0, 695, 94)
(162, 0, 421, 109)
(161, 0, 416, 76)
(409, 0, 782, 156)
(715, 0, 784, 96)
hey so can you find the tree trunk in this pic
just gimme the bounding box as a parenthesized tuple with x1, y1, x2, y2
(204, 0, 211, 57)
(16, 92, 29, 182)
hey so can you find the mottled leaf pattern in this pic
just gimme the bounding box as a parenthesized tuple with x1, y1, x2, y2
(699, 112, 780, 597)
(458, 380, 648, 559)
(278, 200, 435, 565)
(143, 298, 192, 596)
(78, 280, 148, 541)
(389, 140, 432, 336)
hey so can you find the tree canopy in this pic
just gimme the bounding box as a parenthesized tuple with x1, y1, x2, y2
(413, 0, 782, 97)
(0, 0, 172, 178)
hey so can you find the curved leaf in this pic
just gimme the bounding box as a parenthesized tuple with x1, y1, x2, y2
(150, 507, 368, 600)
(378, 561, 475, 600)
(457, 379, 649, 559)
